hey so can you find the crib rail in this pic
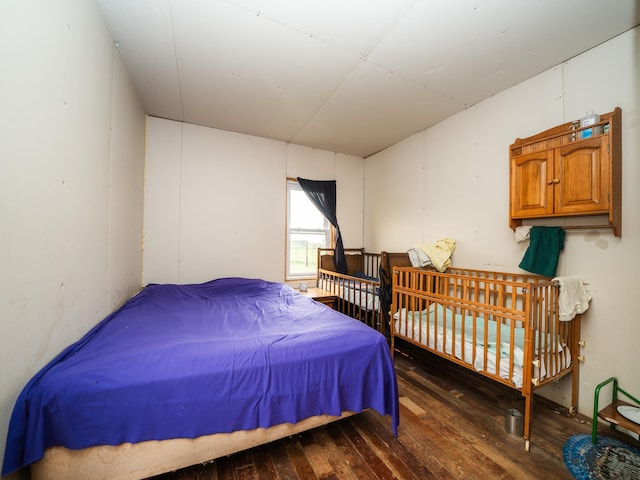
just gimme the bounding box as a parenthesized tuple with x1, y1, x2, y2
(527, 280, 580, 390)
(392, 267, 529, 388)
(317, 248, 381, 279)
(316, 249, 383, 333)
(317, 268, 382, 333)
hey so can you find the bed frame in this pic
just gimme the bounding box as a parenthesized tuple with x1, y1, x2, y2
(317, 249, 411, 337)
(30, 412, 354, 480)
(390, 266, 581, 450)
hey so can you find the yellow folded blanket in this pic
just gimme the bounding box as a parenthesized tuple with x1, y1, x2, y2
(417, 237, 456, 272)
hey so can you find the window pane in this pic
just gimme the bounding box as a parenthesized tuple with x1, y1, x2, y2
(290, 189, 326, 229)
(289, 233, 326, 275)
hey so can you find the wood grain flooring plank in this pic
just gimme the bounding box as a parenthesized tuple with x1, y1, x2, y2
(398, 350, 568, 479)
(266, 440, 300, 480)
(395, 349, 574, 479)
(284, 436, 317, 479)
(396, 367, 548, 480)
(248, 445, 278, 480)
(215, 457, 238, 480)
(392, 401, 460, 479)
(325, 420, 379, 479)
(297, 429, 338, 480)
(351, 411, 431, 480)
(360, 412, 444, 480)
(338, 419, 397, 480)
(233, 453, 258, 480)
(309, 426, 360, 480)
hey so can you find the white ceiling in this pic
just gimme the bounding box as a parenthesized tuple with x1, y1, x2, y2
(97, 0, 640, 158)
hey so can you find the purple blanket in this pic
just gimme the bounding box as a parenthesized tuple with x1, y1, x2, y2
(3, 278, 399, 475)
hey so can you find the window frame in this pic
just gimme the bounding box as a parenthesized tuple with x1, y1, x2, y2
(286, 178, 333, 280)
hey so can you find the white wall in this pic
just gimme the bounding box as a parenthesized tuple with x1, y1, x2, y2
(0, 0, 145, 473)
(364, 27, 640, 415)
(143, 118, 365, 285)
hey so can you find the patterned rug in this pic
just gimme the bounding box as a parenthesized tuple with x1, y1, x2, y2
(563, 434, 640, 479)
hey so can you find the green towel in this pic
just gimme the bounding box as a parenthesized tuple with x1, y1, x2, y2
(519, 226, 565, 277)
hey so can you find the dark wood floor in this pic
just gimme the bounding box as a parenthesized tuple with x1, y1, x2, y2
(148, 342, 636, 480)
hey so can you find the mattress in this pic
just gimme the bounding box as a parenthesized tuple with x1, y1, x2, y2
(394, 303, 571, 388)
(3, 277, 399, 476)
(324, 278, 380, 311)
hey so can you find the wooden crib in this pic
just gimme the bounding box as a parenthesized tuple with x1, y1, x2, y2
(317, 249, 411, 337)
(390, 266, 582, 450)
(317, 248, 383, 333)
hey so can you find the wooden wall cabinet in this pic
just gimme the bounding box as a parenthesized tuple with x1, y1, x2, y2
(509, 107, 621, 236)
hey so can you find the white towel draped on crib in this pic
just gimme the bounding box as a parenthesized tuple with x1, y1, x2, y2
(553, 275, 591, 321)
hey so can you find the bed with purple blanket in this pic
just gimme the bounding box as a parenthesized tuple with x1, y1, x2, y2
(3, 277, 399, 480)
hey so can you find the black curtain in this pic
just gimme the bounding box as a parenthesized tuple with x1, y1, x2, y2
(297, 177, 348, 274)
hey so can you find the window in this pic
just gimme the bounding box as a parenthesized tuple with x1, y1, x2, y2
(286, 179, 331, 279)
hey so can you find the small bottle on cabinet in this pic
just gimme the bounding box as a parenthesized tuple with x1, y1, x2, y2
(580, 109, 601, 139)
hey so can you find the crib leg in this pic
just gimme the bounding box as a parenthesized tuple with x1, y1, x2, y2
(570, 317, 581, 415)
(523, 393, 532, 450)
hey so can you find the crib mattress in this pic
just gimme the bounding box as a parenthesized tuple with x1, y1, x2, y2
(394, 303, 571, 388)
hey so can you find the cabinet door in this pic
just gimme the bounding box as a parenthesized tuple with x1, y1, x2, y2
(555, 137, 610, 214)
(510, 150, 554, 218)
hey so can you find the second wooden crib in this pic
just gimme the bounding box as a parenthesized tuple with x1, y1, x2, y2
(390, 266, 582, 450)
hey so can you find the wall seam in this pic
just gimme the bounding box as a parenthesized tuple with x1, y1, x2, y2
(178, 122, 184, 282)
